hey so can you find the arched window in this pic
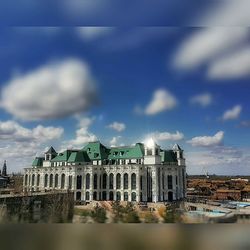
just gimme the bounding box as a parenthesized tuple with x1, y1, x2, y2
(31, 174, 35, 186)
(76, 191, 81, 201)
(123, 173, 128, 189)
(102, 173, 107, 189)
(77, 175, 82, 189)
(86, 191, 90, 200)
(49, 174, 53, 188)
(68, 176, 72, 189)
(168, 191, 173, 201)
(102, 191, 107, 200)
(116, 191, 121, 201)
(55, 174, 59, 188)
(168, 175, 173, 189)
(131, 192, 136, 201)
(37, 174, 40, 186)
(61, 174, 65, 189)
(162, 173, 165, 189)
(86, 173, 90, 189)
(25, 174, 28, 186)
(131, 173, 136, 190)
(44, 174, 48, 187)
(109, 191, 114, 201)
(124, 192, 128, 201)
(94, 174, 98, 189)
(109, 173, 114, 189)
(116, 173, 121, 189)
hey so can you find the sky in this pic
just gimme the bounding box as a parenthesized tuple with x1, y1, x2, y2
(0, 1, 250, 175)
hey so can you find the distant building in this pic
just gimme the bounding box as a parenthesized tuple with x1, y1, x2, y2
(0, 161, 8, 188)
(23, 141, 186, 202)
(2, 160, 7, 176)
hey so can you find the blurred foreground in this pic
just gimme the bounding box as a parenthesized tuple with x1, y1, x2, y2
(0, 224, 250, 250)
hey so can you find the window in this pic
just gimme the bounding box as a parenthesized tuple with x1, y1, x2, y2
(102, 173, 107, 189)
(168, 175, 173, 189)
(44, 174, 48, 187)
(147, 149, 152, 155)
(131, 173, 136, 190)
(94, 174, 98, 189)
(109, 173, 114, 189)
(93, 191, 97, 200)
(31, 174, 35, 186)
(49, 174, 53, 188)
(61, 174, 65, 189)
(55, 174, 58, 188)
(162, 173, 165, 189)
(131, 192, 136, 201)
(86, 173, 90, 189)
(77, 175, 82, 189)
(176, 175, 178, 185)
(116, 173, 121, 189)
(109, 191, 114, 201)
(25, 174, 28, 186)
(116, 191, 121, 201)
(86, 191, 90, 200)
(69, 176, 72, 189)
(124, 192, 128, 201)
(102, 191, 107, 200)
(123, 173, 128, 189)
(76, 192, 81, 201)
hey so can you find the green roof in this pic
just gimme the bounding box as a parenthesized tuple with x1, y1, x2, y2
(32, 157, 44, 167)
(51, 150, 72, 162)
(108, 143, 144, 159)
(45, 146, 57, 155)
(160, 150, 177, 163)
(82, 141, 109, 160)
(68, 151, 90, 163)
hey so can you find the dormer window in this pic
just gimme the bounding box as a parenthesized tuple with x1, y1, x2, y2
(120, 151, 124, 156)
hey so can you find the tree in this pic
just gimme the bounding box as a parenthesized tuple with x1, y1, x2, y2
(91, 206, 107, 223)
(144, 212, 159, 223)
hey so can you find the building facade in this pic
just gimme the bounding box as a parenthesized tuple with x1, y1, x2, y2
(23, 140, 186, 202)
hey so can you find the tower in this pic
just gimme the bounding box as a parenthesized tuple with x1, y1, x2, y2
(172, 144, 185, 166)
(44, 146, 57, 161)
(2, 160, 7, 176)
(144, 138, 161, 165)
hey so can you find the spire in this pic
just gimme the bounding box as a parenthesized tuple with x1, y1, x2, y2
(2, 160, 7, 176)
(173, 144, 182, 151)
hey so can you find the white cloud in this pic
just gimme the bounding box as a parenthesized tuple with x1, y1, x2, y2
(208, 47, 250, 79)
(174, 28, 248, 70)
(76, 27, 114, 41)
(222, 105, 242, 121)
(190, 93, 213, 107)
(66, 116, 97, 148)
(107, 121, 126, 132)
(0, 120, 63, 142)
(198, 0, 250, 26)
(148, 131, 184, 142)
(0, 58, 98, 121)
(186, 145, 250, 175)
(145, 89, 177, 115)
(187, 131, 224, 147)
(0, 120, 64, 173)
(174, 1, 250, 79)
(110, 136, 122, 147)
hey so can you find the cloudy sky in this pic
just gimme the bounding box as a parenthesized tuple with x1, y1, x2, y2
(0, 1, 250, 175)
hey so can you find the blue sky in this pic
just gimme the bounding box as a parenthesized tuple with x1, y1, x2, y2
(0, 1, 250, 175)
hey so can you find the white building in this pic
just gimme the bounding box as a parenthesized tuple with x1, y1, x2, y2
(23, 140, 186, 202)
